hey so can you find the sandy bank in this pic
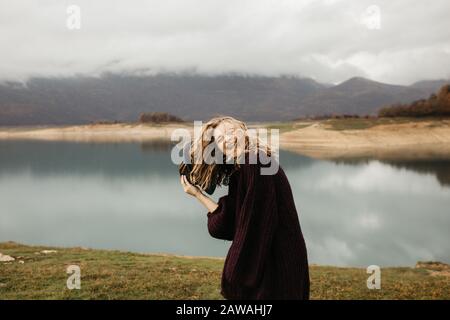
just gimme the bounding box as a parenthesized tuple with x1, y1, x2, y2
(0, 123, 191, 143)
(280, 119, 450, 160)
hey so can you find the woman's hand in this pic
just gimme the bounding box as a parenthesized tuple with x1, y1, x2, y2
(180, 175, 201, 197)
(181, 175, 219, 213)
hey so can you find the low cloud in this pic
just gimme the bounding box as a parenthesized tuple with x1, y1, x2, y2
(1, 0, 449, 84)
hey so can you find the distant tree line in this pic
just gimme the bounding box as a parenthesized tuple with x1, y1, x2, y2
(90, 120, 121, 125)
(139, 112, 184, 123)
(294, 114, 376, 121)
(378, 85, 450, 117)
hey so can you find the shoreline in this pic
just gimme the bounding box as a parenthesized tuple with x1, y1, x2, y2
(0, 123, 187, 143)
(279, 118, 450, 160)
(1, 118, 450, 160)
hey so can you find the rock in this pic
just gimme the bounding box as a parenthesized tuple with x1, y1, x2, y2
(41, 250, 57, 254)
(0, 253, 15, 262)
(416, 261, 450, 277)
(19, 260, 25, 264)
(416, 261, 450, 271)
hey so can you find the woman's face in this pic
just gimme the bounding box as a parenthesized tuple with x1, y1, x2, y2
(213, 121, 245, 161)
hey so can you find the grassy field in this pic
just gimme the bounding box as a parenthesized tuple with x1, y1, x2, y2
(0, 242, 449, 300)
(262, 121, 312, 133)
(321, 117, 450, 131)
(263, 116, 450, 132)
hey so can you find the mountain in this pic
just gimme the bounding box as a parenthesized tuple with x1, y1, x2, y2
(410, 79, 450, 92)
(294, 77, 437, 117)
(0, 74, 446, 125)
(0, 74, 327, 125)
(378, 84, 450, 117)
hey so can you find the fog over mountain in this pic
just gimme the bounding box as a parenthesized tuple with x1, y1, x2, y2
(0, 74, 447, 125)
(1, 0, 449, 84)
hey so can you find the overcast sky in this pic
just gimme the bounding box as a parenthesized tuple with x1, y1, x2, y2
(1, 0, 449, 84)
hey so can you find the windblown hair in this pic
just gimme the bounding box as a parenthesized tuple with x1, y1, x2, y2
(179, 116, 272, 192)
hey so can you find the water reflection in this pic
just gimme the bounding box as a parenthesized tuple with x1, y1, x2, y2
(332, 158, 450, 187)
(0, 140, 449, 267)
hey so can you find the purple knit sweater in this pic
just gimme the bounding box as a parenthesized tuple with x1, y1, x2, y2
(207, 162, 310, 300)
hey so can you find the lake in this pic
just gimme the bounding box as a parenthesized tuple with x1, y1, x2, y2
(0, 140, 449, 267)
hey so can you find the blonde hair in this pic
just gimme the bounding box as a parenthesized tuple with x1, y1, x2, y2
(180, 115, 271, 191)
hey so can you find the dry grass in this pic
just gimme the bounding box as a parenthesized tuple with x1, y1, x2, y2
(1, 242, 449, 300)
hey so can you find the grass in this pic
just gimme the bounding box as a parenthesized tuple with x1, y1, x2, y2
(263, 121, 313, 133)
(322, 116, 450, 131)
(262, 117, 450, 133)
(1, 242, 449, 300)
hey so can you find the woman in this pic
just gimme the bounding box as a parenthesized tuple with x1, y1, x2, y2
(180, 116, 310, 300)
